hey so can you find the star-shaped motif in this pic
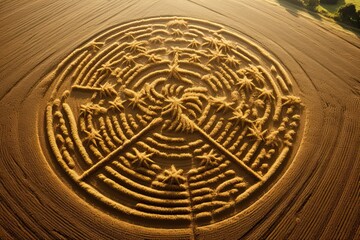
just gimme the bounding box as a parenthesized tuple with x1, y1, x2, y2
(124, 89, 146, 109)
(229, 106, 251, 126)
(171, 28, 184, 37)
(187, 38, 201, 48)
(225, 54, 241, 67)
(209, 96, 234, 112)
(207, 46, 226, 64)
(122, 53, 137, 66)
(98, 61, 115, 74)
(147, 53, 163, 63)
(108, 96, 126, 112)
(202, 36, 221, 49)
(99, 82, 117, 98)
(236, 76, 256, 92)
(161, 165, 186, 185)
(166, 19, 188, 29)
(186, 54, 201, 63)
(196, 149, 222, 167)
(167, 54, 182, 80)
(83, 128, 102, 146)
(79, 102, 94, 117)
(125, 40, 147, 53)
(149, 35, 165, 44)
(237, 65, 266, 85)
(247, 124, 267, 141)
(163, 96, 186, 118)
(127, 148, 154, 168)
(219, 38, 235, 52)
(257, 87, 275, 100)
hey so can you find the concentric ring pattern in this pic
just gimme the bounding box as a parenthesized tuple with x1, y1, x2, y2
(43, 16, 303, 228)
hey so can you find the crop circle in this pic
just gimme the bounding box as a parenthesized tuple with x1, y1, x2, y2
(43, 16, 303, 228)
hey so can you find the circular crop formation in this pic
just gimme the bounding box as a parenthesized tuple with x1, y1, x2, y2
(43, 17, 303, 229)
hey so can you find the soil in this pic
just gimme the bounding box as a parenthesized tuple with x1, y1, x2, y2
(0, 1, 359, 239)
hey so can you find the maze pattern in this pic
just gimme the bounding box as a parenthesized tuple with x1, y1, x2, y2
(44, 17, 303, 228)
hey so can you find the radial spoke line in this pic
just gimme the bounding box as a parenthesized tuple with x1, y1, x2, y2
(72, 85, 101, 91)
(79, 117, 163, 181)
(193, 122, 263, 181)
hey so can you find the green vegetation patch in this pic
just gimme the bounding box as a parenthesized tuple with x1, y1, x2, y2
(319, 0, 360, 13)
(281, 0, 360, 28)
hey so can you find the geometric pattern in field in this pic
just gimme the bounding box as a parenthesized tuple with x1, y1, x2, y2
(44, 17, 303, 228)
